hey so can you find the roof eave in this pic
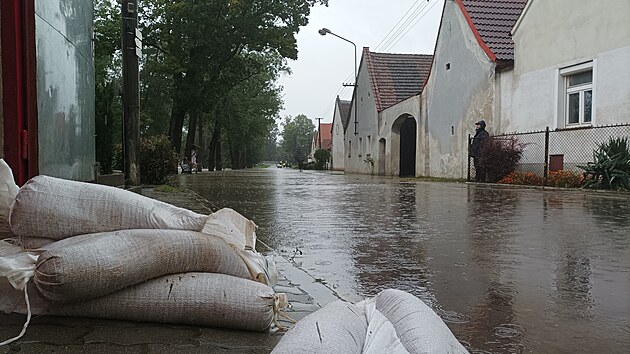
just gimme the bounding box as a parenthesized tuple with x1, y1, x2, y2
(455, 0, 497, 62)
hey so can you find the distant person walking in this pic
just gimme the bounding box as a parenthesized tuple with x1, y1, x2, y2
(471, 120, 489, 182)
(190, 146, 198, 173)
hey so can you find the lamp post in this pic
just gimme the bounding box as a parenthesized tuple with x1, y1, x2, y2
(319, 28, 358, 135)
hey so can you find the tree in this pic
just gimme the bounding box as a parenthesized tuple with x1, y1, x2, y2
(222, 51, 285, 169)
(94, 0, 123, 174)
(140, 0, 328, 156)
(281, 115, 315, 165)
(265, 123, 280, 161)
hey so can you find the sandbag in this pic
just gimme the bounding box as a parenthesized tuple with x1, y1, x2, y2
(35, 230, 252, 303)
(366, 289, 468, 353)
(45, 273, 284, 332)
(9, 175, 207, 239)
(272, 289, 469, 354)
(18, 236, 54, 250)
(271, 301, 368, 354)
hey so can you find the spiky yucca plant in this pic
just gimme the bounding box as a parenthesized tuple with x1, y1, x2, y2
(579, 137, 630, 190)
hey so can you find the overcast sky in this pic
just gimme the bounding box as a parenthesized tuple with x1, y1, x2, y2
(277, 0, 444, 125)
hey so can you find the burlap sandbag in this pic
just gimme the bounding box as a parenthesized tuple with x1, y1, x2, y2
(35, 230, 252, 303)
(271, 301, 368, 354)
(46, 273, 282, 332)
(18, 236, 54, 250)
(9, 175, 207, 239)
(371, 289, 468, 353)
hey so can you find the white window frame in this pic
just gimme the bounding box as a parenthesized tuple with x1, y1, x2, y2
(557, 61, 596, 128)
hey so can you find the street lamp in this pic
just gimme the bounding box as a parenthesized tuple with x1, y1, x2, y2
(319, 28, 358, 135)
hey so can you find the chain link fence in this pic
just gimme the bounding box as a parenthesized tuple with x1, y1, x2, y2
(468, 123, 630, 183)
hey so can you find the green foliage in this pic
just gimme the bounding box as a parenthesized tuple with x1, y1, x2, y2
(478, 136, 525, 182)
(280, 115, 315, 164)
(112, 143, 123, 171)
(579, 137, 630, 190)
(363, 155, 375, 175)
(140, 0, 328, 154)
(138, 135, 179, 185)
(314, 149, 330, 170)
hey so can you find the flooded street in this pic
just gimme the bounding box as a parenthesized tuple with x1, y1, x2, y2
(176, 168, 630, 353)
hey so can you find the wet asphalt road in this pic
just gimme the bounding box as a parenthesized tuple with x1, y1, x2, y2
(175, 168, 630, 354)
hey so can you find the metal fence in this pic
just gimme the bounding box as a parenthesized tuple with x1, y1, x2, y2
(468, 123, 630, 183)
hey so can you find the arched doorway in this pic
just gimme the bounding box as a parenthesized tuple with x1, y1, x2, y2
(378, 138, 386, 175)
(399, 117, 416, 177)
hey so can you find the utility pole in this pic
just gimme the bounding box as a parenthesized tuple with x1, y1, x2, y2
(122, 0, 141, 185)
(316, 117, 323, 149)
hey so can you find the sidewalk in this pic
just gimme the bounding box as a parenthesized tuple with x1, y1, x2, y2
(1, 186, 336, 354)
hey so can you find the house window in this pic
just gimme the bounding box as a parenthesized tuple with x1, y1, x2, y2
(358, 138, 363, 157)
(367, 135, 371, 156)
(348, 141, 352, 157)
(561, 63, 594, 127)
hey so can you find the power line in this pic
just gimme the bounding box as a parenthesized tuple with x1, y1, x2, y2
(379, 0, 432, 52)
(384, 0, 440, 52)
(373, 0, 422, 51)
(317, 0, 439, 117)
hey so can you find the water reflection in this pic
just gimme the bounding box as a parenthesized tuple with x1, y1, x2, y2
(176, 169, 630, 353)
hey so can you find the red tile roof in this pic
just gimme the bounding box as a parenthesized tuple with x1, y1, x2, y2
(365, 48, 433, 112)
(458, 0, 528, 61)
(316, 123, 333, 150)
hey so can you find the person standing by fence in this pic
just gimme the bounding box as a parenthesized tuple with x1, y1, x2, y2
(471, 120, 489, 182)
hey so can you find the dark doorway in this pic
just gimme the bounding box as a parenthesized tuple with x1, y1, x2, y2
(399, 117, 416, 177)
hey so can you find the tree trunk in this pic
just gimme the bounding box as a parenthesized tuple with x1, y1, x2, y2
(208, 125, 221, 171)
(198, 113, 206, 170)
(184, 109, 199, 159)
(168, 74, 187, 154)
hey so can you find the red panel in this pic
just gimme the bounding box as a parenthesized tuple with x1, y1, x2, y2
(1, 0, 37, 185)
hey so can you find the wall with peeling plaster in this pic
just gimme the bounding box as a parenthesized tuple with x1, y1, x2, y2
(420, 0, 496, 179)
(379, 95, 420, 176)
(344, 58, 378, 175)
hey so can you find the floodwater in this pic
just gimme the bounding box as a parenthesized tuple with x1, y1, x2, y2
(176, 168, 630, 353)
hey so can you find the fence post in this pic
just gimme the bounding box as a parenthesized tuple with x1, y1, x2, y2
(543, 126, 549, 185)
(467, 134, 471, 182)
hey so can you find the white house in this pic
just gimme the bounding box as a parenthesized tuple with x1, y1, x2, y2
(419, 0, 630, 179)
(501, 0, 630, 133)
(331, 97, 351, 171)
(418, 0, 528, 179)
(345, 48, 432, 176)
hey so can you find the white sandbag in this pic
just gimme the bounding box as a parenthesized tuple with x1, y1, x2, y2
(34, 230, 252, 303)
(0, 240, 37, 291)
(17, 236, 54, 250)
(0, 280, 48, 315)
(0, 160, 19, 238)
(366, 289, 468, 354)
(45, 273, 285, 332)
(0, 160, 18, 222)
(271, 301, 368, 354)
(360, 301, 409, 354)
(9, 175, 208, 239)
(202, 208, 257, 250)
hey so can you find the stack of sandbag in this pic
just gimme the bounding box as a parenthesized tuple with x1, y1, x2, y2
(0, 159, 284, 346)
(272, 289, 469, 354)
